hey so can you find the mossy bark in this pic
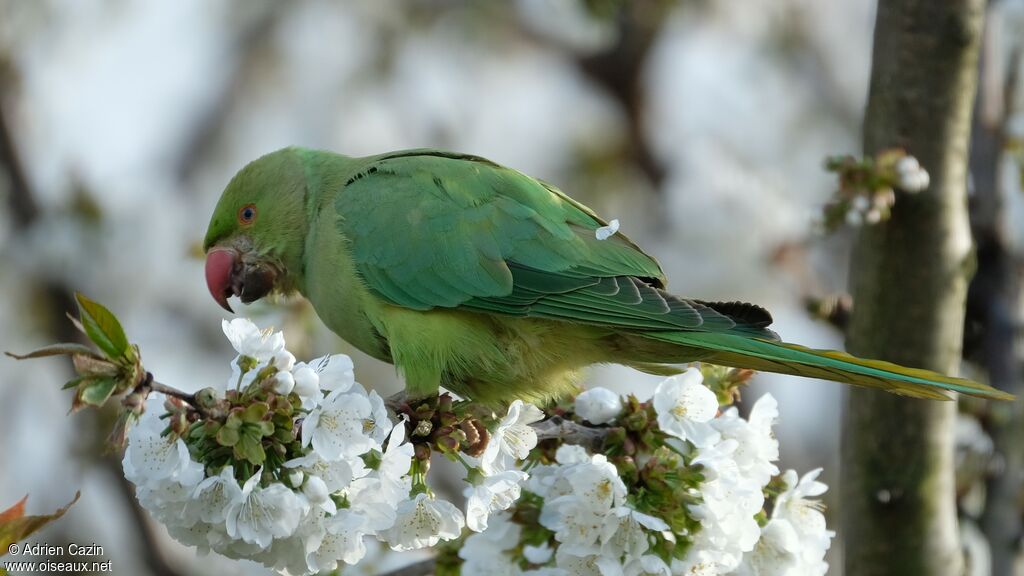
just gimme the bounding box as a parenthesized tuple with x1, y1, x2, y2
(841, 0, 986, 574)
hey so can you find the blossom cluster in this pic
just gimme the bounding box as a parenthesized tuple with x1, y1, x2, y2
(456, 368, 834, 575)
(821, 149, 930, 232)
(123, 320, 450, 574)
(121, 319, 834, 575)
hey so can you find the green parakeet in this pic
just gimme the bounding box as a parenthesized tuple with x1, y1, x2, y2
(202, 148, 1011, 404)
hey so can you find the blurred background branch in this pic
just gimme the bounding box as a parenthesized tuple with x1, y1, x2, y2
(0, 71, 185, 576)
(969, 5, 1024, 573)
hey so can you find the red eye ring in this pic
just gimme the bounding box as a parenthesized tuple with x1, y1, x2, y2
(238, 204, 257, 225)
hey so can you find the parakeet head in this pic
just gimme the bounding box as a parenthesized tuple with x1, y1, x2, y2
(203, 148, 310, 312)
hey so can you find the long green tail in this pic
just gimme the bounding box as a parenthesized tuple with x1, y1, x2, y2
(646, 331, 1013, 401)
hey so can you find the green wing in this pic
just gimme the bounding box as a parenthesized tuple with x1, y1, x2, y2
(334, 150, 1012, 401)
(335, 149, 767, 336)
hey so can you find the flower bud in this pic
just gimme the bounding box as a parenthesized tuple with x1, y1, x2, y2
(622, 408, 648, 432)
(274, 350, 296, 372)
(292, 365, 319, 398)
(413, 420, 433, 437)
(896, 155, 930, 193)
(303, 475, 329, 504)
(414, 443, 432, 462)
(288, 470, 304, 486)
(575, 387, 623, 425)
(273, 370, 295, 395)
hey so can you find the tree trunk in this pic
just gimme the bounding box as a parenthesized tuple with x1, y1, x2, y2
(841, 0, 986, 574)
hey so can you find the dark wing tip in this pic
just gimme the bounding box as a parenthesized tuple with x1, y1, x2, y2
(696, 300, 775, 329)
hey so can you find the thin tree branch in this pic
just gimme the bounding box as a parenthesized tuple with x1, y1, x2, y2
(383, 392, 613, 453)
(533, 415, 610, 452)
(576, 3, 668, 191)
(0, 93, 38, 227)
(174, 2, 286, 184)
(148, 379, 197, 405)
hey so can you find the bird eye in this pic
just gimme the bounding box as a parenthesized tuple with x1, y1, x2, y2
(238, 204, 257, 224)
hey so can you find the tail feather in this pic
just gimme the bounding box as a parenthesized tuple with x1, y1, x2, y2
(646, 332, 1013, 401)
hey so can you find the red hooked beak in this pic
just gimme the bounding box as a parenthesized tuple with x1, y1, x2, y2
(205, 248, 238, 313)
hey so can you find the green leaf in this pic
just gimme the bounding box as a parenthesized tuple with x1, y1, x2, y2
(225, 410, 243, 429)
(0, 493, 79, 556)
(242, 402, 269, 423)
(75, 293, 128, 361)
(217, 426, 240, 447)
(234, 433, 266, 465)
(72, 354, 120, 377)
(272, 412, 292, 430)
(273, 426, 293, 443)
(78, 377, 117, 407)
(254, 420, 275, 437)
(4, 343, 99, 360)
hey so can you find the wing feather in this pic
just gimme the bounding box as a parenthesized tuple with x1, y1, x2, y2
(336, 150, 772, 336)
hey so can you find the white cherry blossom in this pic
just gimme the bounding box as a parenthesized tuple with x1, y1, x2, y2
(191, 465, 243, 524)
(225, 469, 306, 549)
(302, 388, 376, 460)
(624, 554, 672, 576)
(376, 420, 415, 497)
(523, 542, 554, 564)
(465, 469, 528, 532)
(123, 409, 192, 488)
(363, 389, 393, 443)
(540, 495, 607, 554)
(222, 318, 285, 360)
(309, 353, 355, 392)
(734, 519, 800, 576)
(305, 510, 370, 571)
(711, 395, 779, 486)
(380, 493, 465, 551)
(459, 512, 522, 575)
(563, 454, 626, 511)
(481, 399, 545, 473)
(302, 475, 335, 514)
(284, 452, 359, 494)
(770, 468, 833, 572)
(652, 368, 719, 446)
(292, 363, 321, 403)
(601, 506, 669, 559)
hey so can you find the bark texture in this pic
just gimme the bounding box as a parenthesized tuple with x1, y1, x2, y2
(841, 0, 986, 574)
